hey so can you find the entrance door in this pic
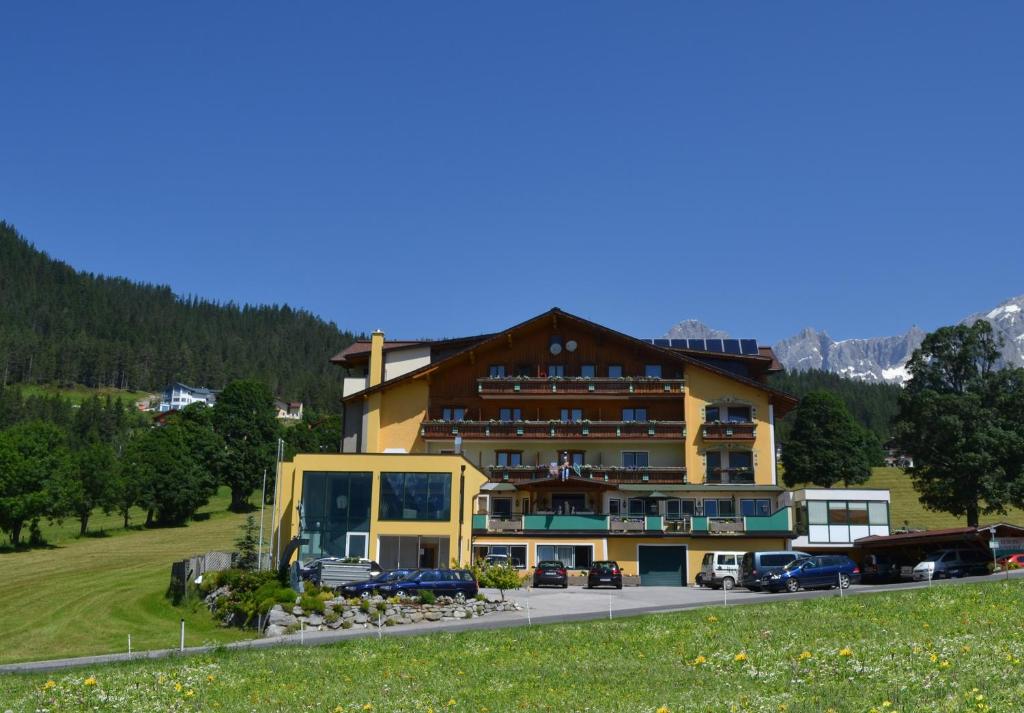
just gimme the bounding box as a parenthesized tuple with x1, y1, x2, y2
(420, 541, 438, 567)
(346, 532, 368, 559)
(638, 545, 687, 586)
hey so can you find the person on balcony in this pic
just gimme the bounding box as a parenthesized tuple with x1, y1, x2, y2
(560, 452, 571, 482)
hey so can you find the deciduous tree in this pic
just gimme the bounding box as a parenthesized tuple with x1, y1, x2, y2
(781, 391, 873, 488)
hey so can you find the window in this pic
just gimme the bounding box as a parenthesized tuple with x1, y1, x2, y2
(608, 499, 623, 516)
(495, 451, 522, 467)
(727, 406, 752, 423)
(548, 364, 565, 377)
(644, 364, 662, 378)
(739, 498, 772, 517)
(378, 472, 452, 521)
(705, 451, 722, 480)
(717, 554, 737, 566)
(703, 498, 735, 517)
(499, 408, 522, 422)
(569, 451, 585, 466)
(848, 502, 869, 525)
(474, 544, 527, 569)
(488, 365, 506, 378)
(868, 502, 889, 526)
(536, 545, 593, 569)
(441, 407, 466, 421)
(729, 451, 753, 470)
(298, 471, 373, 561)
(622, 407, 647, 422)
(705, 406, 720, 423)
(608, 364, 623, 378)
(491, 498, 512, 517)
(579, 364, 596, 378)
(807, 501, 828, 525)
(665, 499, 695, 519)
(561, 408, 583, 422)
(628, 498, 646, 516)
(622, 451, 649, 468)
(828, 501, 849, 525)
(378, 536, 450, 569)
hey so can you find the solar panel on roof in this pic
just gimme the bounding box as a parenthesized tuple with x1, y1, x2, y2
(670, 339, 687, 348)
(723, 339, 741, 355)
(687, 339, 705, 350)
(740, 339, 759, 355)
(653, 339, 670, 347)
(705, 339, 724, 353)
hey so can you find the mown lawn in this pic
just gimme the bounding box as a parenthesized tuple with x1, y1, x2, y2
(0, 488, 259, 664)
(16, 383, 155, 407)
(3, 581, 1022, 712)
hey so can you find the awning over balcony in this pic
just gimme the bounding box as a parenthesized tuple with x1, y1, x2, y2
(480, 482, 518, 492)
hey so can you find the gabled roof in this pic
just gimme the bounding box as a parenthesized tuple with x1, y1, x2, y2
(331, 334, 495, 366)
(341, 307, 798, 414)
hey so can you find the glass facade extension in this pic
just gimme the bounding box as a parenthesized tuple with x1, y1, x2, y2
(796, 500, 890, 544)
(379, 472, 452, 521)
(299, 471, 373, 560)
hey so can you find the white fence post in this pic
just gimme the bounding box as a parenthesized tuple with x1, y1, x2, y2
(179, 619, 185, 652)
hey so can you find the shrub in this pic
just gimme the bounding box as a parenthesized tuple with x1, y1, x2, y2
(359, 599, 372, 613)
(341, 619, 353, 629)
(324, 610, 340, 624)
(299, 593, 325, 614)
(418, 590, 436, 605)
(475, 593, 487, 602)
(476, 562, 525, 601)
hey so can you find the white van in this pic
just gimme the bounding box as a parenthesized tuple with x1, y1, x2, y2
(697, 551, 745, 590)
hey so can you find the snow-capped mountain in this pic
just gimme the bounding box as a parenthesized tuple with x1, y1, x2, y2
(664, 294, 1024, 385)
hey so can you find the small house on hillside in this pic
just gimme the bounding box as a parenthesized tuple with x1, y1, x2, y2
(158, 382, 218, 413)
(275, 399, 304, 421)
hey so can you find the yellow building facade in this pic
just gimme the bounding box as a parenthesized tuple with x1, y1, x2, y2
(275, 308, 800, 585)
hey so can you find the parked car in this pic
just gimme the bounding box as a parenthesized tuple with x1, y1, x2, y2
(340, 568, 417, 598)
(697, 551, 745, 590)
(739, 551, 810, 590)
(586, 561, 623, 589)
(765, 555, 860, 593)
(376, 568, 479, 600)
(532, 560, 569, 588)
(912, 549, 991, 580)
(996, 553, 1024, 570)
(860, 553, 912, 584)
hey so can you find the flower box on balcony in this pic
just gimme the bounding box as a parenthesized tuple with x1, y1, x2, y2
(513, 383, 521, 392)
(588, 383, 595, 392)
(516, 427, 524, 436)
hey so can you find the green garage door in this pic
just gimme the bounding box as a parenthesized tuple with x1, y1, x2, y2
(638, 546, 687, 586)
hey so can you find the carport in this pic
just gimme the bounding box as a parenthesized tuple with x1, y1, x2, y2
(856, 522, 1024, 569)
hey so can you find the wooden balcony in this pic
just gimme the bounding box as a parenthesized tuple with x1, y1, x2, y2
(476, 377, 686, 399)
(701, 422, 756, 441)
(421, 420, 687, 440)
(486, 465, 687, 485)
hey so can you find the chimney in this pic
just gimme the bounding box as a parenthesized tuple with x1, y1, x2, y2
(369, 329, 385, 387)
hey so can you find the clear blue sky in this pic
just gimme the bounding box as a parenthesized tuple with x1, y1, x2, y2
(2, 3, 1022, 343)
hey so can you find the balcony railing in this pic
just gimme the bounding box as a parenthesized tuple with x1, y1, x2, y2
(701, 422, 756, 441)
(421, 420, 686, 440)
(477, 377, 686, 398)
(486, 465, 687, 484)
(473, 509, 793, 535)
(704, 468, 756, 485)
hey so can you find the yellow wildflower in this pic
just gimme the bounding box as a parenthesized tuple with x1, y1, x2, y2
(657, 707, 671, 713)
(838, 648, 852, 657)
(734, 652, 748, 662)
(940, 660, 950, 668)
(962, 645, 972, 653)
(882, 702, 892, 708)
(706, 615, 719, 623)
(929, 653, 938, 663)
(208, 674, 216, 682)
(693, 655, 707, 665)
(797, 651, 812, 660)
(175, 682, 183, 692)
(448, 700, 457, 707)
(84, 676, 97, 687)
(186, 690, 195, 697)
(363, 705, 373, 711)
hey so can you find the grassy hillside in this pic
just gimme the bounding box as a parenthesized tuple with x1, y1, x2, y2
(17, 383, 154, 407)
(865, 467, 1024, 531)
(0, 488, 257, 663)
(3, 582, 1022, 711)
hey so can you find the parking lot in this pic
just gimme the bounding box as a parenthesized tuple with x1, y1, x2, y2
(491, 568, 1024, 623)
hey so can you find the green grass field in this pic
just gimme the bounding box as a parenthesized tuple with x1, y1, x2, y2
(0, 488, 259, 664)
(16, 383, 155, 407)
(865, 467, 1024, 531)
(2, 581, 1022, 712)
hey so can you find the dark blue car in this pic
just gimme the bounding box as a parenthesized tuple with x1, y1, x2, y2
(376, 568, 479, 600)
(765, 555, 861, 593)
(340, 569, 417, 598)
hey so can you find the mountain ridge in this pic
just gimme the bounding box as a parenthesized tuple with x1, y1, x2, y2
(664, 294, 1024, 384)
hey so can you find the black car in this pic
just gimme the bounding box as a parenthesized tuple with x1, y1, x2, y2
(376, 568, 479, 600)
(532, 560, 568, 588)
(587, 560, 623, 589)
(340, 568, 417, 598)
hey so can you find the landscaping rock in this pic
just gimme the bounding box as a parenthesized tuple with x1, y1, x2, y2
(292, 606, 304, 616)
(425, 612, 441, 621)
(268, 606, 297, 628)
(307, 613, 324, 627)
(354, 613, 368, 624)
(264, 624, 287, 638)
